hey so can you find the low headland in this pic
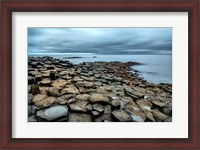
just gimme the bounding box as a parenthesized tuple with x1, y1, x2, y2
(28, 56, 172, 122)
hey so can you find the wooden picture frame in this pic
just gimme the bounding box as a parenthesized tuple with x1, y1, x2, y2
(1, 0, 199, 149)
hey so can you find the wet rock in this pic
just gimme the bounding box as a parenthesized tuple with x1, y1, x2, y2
(51, 79, 67, 88)
(89, 94, 109, 103)
(112, 109, 132, 122)
(37, 105, 68, 121)
(68, 113, 92, 122)
(40, 78, 51, 86)
(152, 110, 169, 121)
(28, 76, 34, 84)
(35, 96, 56, 108)
(28, 115, 37, 122)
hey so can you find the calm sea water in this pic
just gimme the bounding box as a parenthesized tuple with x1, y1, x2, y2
(29, 53, 172, 84)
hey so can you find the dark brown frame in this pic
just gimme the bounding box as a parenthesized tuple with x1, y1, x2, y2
(0, 0, 199, 149)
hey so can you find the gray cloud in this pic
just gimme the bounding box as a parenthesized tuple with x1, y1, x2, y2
(28, 28, 172, 55)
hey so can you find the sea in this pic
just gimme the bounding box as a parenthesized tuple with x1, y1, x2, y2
(29, 53, 172, 84)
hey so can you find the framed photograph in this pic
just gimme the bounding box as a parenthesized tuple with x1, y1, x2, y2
(1, 0, 199, 149)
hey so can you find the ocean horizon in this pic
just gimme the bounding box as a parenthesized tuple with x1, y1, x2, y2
(28, 53, 172, 84)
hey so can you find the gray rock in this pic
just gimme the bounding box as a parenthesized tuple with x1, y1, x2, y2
(69, 100, 91, 113)
(93, 103, 104, 112)
(68, 113, 92, 122)
(37, 105, 68, 121)
(89, 94, 110, 103)
(111, 99, 121, 108)
(40, 78, 51, 86)
(28, 115, 37, 122)
(49, 87, 60, 97)
(34, 96, 56, 108)
(28, 94, 33, 104)
(152, 110, 169, 121)
(76, 94, 91, 101)
(28, 76, 34, 85)
(112, 109, 132, 122)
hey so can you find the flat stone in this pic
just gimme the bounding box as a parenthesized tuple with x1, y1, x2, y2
(35, 96, 56, 108)
(152, 100, 166, 107)
(129, 110, 146, 122)
(39, 87, 49, 95)
(51, 79, 67, 88)
(40, 79, 51, 86)
(37, 105, 68, 121)
(49, 87, 60, 97)
(145, 111, 156, 122)
(89, 94, 109, 103)
(61, 85, 80, 94)
(73, 76, 83, 82)
(76, 94, 91, 101)
(136, 99, 152, 111)
(152, 110, 169, 121)
(32, 94, 47, 103)
(84, 82, 93, 88)
(104, 105, 111, 114)
(69, 100, 90, 113)
(111, 99, 121, 108)
(112, 109, 132, 122)
(93, 103, 104, 112)
(68, 113, 92, 122)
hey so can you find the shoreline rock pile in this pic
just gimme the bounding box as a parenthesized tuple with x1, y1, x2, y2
(28, 56, 172, 122)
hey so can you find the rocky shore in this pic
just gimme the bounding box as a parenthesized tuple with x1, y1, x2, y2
(28, 56, 172, 122)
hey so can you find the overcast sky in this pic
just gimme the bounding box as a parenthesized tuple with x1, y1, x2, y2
(28, 28, 172, 55)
